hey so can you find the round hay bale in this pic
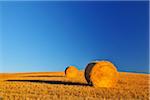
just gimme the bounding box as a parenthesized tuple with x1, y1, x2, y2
(85, 60, 118, 88)
(65, 66, 79, 78)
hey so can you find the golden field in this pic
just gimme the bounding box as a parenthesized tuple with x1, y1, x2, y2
(0, 71, 149, 100)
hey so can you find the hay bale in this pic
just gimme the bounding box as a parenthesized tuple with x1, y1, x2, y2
(85, 61, 118, 88)
(65, 66, 79, 78)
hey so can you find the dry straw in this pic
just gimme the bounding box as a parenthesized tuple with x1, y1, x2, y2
(85, 61, 118, 88)
(65, 66, 79, 78)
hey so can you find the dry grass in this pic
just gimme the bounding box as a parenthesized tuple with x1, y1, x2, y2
(0, 71, 149, 100)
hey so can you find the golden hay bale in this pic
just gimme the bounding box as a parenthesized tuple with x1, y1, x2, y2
(85, 61, 118, 88)
(65, 66, 79, 78)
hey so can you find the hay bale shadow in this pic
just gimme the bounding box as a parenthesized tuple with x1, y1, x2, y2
(6, 80, 89, 86)
(23, 75, 64, 77)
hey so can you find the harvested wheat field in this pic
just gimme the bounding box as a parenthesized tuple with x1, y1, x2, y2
(0, 71, 149, 100)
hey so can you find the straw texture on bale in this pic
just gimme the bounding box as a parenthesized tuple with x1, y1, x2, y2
(65, 66, 79, 78)
(85, 61, 118, 88)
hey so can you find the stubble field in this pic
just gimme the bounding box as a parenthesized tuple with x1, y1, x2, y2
(0, 71, 149, 100)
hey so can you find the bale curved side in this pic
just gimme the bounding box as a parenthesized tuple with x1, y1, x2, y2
(84, 62, 96, 85)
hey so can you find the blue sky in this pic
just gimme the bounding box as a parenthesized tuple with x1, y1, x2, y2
(0, 1, 149, 73)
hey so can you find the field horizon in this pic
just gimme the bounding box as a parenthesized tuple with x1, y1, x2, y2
(0, 69, 149, 74)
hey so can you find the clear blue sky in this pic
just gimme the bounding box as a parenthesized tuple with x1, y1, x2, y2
(0, 1, 149, 73)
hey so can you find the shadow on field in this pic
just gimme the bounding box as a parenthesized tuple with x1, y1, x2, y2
(6, 80, 89, 86)
(23, 75, 64, 77)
